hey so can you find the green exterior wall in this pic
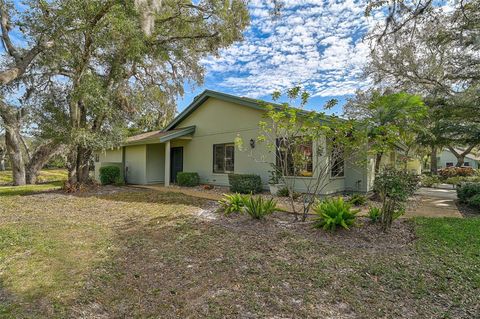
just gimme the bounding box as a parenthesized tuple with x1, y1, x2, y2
(438, 149, 479, 169)
(173, 97, 272, 188)
(95, 95, 376, 194)
(173, 97, 351, 194)
(94, 148, 123, 181)
(125, 145, 147, 184)
(146, 143, 165, 183)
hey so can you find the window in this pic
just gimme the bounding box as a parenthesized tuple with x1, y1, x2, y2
(330, 145, 345, 178)
(446, 162, 454, 167)
(213, 143, 235, 173)
(94, 154, 100, 162)
(276, 138, 313, 177)
(464, 162, 470, 167)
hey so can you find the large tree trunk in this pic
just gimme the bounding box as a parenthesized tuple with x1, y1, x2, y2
(26, 141, 62, 184)
(4, 126, 25, 185)
(374, 152, 383, 174)
(430, 146, 438, 174)
(0, 145, 5, 171)
(455, 156, 465, 167)
(67, 145, 92, 184)
(448, 145, 476, 168)
(0, 102, 28, 185)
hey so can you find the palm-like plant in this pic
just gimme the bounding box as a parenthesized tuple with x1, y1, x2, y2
(219, 193, 247, 215)
(313, 197, 359, 231)
(243, 196, 278, 219)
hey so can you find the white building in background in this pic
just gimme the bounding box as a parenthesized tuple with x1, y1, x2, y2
(437, 148, 480, 169)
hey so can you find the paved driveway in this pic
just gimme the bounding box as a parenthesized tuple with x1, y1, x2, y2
(406, 187, 463, 218)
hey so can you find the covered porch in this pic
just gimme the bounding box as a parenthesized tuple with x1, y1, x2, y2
(122, 126, 195, 186)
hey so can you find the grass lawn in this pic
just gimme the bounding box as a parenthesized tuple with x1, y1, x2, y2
(0, 186, 478, 318)
(0, 169, 68, 186)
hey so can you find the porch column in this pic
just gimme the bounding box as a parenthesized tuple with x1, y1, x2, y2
(164, 140, 171, 187)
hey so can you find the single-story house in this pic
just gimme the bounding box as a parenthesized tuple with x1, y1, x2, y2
(94, 90, 405, 194)
(437, 148, 480, 169)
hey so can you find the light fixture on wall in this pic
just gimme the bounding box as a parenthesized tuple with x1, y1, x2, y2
(250, 138, 255, 149)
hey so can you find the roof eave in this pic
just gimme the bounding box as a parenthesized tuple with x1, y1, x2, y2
(159, 125, 196, 142)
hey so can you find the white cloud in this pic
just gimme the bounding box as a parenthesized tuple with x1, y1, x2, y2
(202, 0, 381, 98)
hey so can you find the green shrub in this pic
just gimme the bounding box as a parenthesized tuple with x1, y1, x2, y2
(276, 187, 301, 199)
(218, 193, 247, 215)
(421, 174, 440, 187)
(444, 175, 480, 184)
(277, 187, 289, 197)
(445, 176, 462, 186)
(392, 207, 405, 220)
(465, 176, 480, 183)
(99, 166, 121, 185)
(313, 197, 358, 231)
(348, 194, 367, 206)
(467, 194, 480, 208)
(114, 175, 125, 186)
(368, 206, 381, 223)
(228, 174, 263, 194)
(243, 196, 277, 219)
(374, 168, 420, 231)
(457, 183, 480, 203)
(176, 172, 200, 187)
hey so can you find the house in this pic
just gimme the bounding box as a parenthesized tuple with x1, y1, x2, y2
(437, 148, 480, 169)
(94, 90, 381, 194)
(379, 149, 422, 175)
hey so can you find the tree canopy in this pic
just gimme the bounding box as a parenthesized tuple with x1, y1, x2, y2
(0, 0, 249, 184)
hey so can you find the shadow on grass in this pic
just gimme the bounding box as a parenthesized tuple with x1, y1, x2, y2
(2, 186, 479, 318)
(0, 281, 20, 318)
(82, 186, 214, 208)
(69, 210, 329, 318)
(0, 181, 64, 197)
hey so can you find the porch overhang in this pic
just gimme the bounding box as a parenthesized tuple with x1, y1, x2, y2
(123, 125, 196, 146)
(159, 125, 196, 143)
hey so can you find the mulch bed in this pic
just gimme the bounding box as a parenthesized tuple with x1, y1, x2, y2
(456, 200, 480, 218)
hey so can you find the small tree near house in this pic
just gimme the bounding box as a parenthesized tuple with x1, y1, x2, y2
(237, 87, 366, 222)
(373, 167, 420, 231)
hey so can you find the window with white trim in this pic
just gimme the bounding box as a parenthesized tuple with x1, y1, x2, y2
(213, 143, 235, 173)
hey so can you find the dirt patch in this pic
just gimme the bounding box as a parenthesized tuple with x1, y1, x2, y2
(214, 211, 416, 251)
(71, 196, 421, 318)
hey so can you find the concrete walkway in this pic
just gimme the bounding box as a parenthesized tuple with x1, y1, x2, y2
(406, 187, 462, 218)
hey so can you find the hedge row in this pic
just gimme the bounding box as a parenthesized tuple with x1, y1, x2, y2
(177, 172, 200, 187)
(99, 166, 122, 185)
(228, 174, 262, 194)
(457, 183, 480, 208)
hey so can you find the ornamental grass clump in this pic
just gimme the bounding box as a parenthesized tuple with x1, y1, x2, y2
(219, 193, 247, 215)
(243, 196, 278, 219)
(368, 206, 382, 223)
(313, 197, 358, 231)
(218, 194, 278, 219)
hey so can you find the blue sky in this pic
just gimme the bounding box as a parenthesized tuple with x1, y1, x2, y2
(177, 0, 381, 115)
(5, 0, 380, 115)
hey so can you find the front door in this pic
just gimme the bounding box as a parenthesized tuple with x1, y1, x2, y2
(170, 147, 183, 183)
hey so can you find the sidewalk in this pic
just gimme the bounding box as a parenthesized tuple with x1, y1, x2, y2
(405, 187, 462, 218)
